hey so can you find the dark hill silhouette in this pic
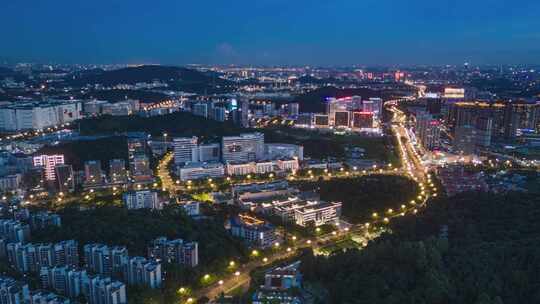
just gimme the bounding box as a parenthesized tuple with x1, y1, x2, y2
(66, 65, 232, 93)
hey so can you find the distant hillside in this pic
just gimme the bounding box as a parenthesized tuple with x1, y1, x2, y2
(76, 89, 170, 103)
(67, 65, 233, 93)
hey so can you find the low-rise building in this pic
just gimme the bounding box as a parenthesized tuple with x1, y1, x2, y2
(177, 162, 225, 181)
(122, 190, 162, 210)
(252, 262, 304, 304)
(293, 201, 342, 227)
(265, 144, 304, 161)
(228, 214, 278, 248)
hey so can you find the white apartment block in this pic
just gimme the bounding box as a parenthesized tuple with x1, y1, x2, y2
(293, 201, 342, 227)
(0, 101, 82, 131)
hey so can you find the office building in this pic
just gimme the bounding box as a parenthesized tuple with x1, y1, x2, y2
(314, 114, 329, 127)
(180, 201, 200, 217)
(226, 161, 275, 176)
(84, 161, 102, 185)
(177, 162, 225, 181)
(233, 180, 296, 201)
(192, 103, 208, 118)
(426, 98, 443, 115)
(83, 244, 128, 277)
(475, 117, 493, 147)
(198, 143, 220, 162)
(265, 144, 303, 161)
(211, 106, 227, 122)
(293, 201, 342, 227)
(252, 262, 303, 304)
(122, 190, 162, 210)
(127, 138, 147, 160)
(54, 164, 74, 192)
(124, 257, 162, 289)
(173, 137, 199, 164)
(129, 155, 152, 182)
(369, 98, 383, 116)
(454, 125, 477, 155)
(33, 155, 65, 181)
(334, 111, 350, 127)
(352, 112, 373, 129)
(295, 113, 313, 126)
(415, 112, 441, 151)
(222, 133, 265, 163)
(108, 159, 127, 184)
(274, 159, 300, 172)
(326, 97, 349, 126)
(229, 214, 278, 248)
(362, 99, 374, 113)
(262, 262, 302, 291)
(287, 103, 299, 116)
(147, 237, 199, 267)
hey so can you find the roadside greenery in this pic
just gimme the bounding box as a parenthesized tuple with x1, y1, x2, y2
(301, 191, 540, 304)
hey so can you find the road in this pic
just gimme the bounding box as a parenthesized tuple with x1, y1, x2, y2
(173, 105, 437, 303)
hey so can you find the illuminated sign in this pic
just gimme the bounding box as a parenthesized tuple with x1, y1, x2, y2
(443, 88, 465, 99)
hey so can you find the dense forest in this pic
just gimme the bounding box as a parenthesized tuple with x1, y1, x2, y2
(300, 191, 540, 304)
(263, 127, 398, 163)
(295, 175, 419, 224)
(78, 111, 242, 139)
(33, 205, 247, 265)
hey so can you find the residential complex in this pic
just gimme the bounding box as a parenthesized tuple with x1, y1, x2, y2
(147, 237, 199, 267)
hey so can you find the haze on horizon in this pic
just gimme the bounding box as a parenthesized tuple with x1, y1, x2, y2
(1, 0, 539, 66)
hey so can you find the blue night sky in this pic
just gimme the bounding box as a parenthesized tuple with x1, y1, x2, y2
(1, 0, 539, 65)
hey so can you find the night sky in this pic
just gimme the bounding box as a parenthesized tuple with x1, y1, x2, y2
(2, 0, 539, 65)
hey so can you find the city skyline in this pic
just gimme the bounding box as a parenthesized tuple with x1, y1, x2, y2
(2, 0, 540, 65)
